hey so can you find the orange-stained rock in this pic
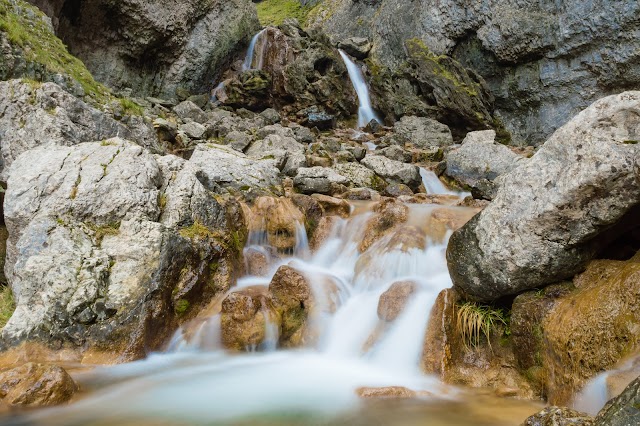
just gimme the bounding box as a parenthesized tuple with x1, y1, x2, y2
(356, 386, 416, 398)
(377, 281, 418, 322)
(0, 363, 77, 407)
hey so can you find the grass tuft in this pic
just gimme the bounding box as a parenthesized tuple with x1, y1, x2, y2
(456, 301, 508, 350)
(255, 0, 316, 27)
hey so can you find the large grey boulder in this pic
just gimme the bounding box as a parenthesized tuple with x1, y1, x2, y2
(361, 155, 421, 190)
(333, 162, 386, 190)
(0, 80, 156, 182)
(2, 139, 242, 361)
(447, 92, 640, 301)
(189, 144, 282, 194)
(393, 116, 453, 148)
(245, 134, 305, 169)
(293, 167, 349, 195)
(594, 376, 640, 426)
(445, 130, 526, 199)
(35, 0, 260, 97)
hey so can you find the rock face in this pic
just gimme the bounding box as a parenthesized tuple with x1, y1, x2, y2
(444, 130, 525, 199)
(2, 140, 243, 361)
(222, 22, 358, 119)
(447, 92, 640, 302)
(28, 0, 260, 97)
(0, 362, 77, 407)
(595, 376, 640, 426)
(311, 0, 640, 145)
(0, 79, 156, 182)
(543, 255, 640, 405)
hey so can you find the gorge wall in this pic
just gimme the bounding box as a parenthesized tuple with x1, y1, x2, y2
(310, 0, 640, 146)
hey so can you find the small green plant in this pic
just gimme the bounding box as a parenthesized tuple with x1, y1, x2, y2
(0, 285, 15, 328)
(158, 194, 167, 211)
(179, 221, 216, 240)
(456, 301, 508, 350)
(174, 299, 190, 316)
(118, 97, 144, 116)
(87, 221, 121, 243)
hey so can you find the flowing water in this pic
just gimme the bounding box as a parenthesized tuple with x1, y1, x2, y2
(420, 168, 471, 198)
(338, 50, 383, 128)
(5, 199, 541, 425)
(243, 29, 268, 71)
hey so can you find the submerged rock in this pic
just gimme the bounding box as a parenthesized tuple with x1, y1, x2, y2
(269, 265, 314, 347)
(0, 363, 77, 407)
(355, 386, 416, 399)
(448, 92, 640, 301)
(221, 287, 275, 351)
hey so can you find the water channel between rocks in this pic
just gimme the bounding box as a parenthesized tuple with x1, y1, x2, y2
(7, 181, 541, 425)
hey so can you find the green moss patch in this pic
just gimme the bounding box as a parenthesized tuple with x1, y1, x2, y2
(0, 285, 15, 328)
(255, 0, 316, 27)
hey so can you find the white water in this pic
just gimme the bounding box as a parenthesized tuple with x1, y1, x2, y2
(24, 202, 476, 425)
(420, 168, 471, 198)
(338, 50, 383, 128)
(243, 29, 267, 71)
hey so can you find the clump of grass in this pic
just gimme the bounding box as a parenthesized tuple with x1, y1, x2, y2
(118, 98, 144, 116)
(0, 285, 15, 328)
(87, 221, 121, 243)
(174, 299, 190, 316)
(179, 221, 216, 240)
(255, 0, 316, 27)
(456, 301, 508, 350)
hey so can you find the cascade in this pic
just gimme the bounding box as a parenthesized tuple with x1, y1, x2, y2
(338, 50, 382, 128)
(420, 168, 470, 197)
(242, 29, 268, 71)
(20, 199, 538, 425)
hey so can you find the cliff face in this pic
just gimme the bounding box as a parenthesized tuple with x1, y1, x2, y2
(310, 0, 640, 145)
(26, 0, 261, 98)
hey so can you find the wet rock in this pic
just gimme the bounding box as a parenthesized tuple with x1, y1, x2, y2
(522, 407, 594, 426)
(356, 386, 416, 398)
(44, 0, 260, 97)
(361, 155, 421, 190)
(0, 363, 77, 407)
(377, 281, 418, 322)
(543, 255, 640, 405)
(311, 194, 351, 218)
(421, 288, 535, 399)
(0, 80, 156, 181)
(293, 167, 349, 195)
(383, 183, 414, 198)
(190, 144, 282, 195)
(338, 37, 372, 60)
(412, 146, 444, 163)
(595, 376, 640, 426)
(310, 216, 339, 251)
(447, 92, 640, 302)
(445, 130, 525, 199)
(247, 197, 305, 253)
(221, 287, 275, 351)
(173, 101, 208, 124)
(244, 247, 279, 277)
(359, 199, 409, 252)
(340, 188, 380, 201)
(394, 116, 453, 148)
(269, 265, 313, 346)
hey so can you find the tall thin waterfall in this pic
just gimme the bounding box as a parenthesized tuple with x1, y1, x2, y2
(243, 29, 267, 71)
(338, 49, 382, 128)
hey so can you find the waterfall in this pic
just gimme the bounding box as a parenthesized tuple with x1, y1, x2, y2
(420, 168, 470, 198)
(338, 50, 382, 128)
(25, 200, 486, 425)
(243, 29, 267, 71)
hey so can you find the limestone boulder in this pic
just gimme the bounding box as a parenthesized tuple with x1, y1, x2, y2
(393, 116, 453, 148)
(293, 167, 349, 195)
(448, 92, 640, 301)
(1, 140, 242, 361)
(361, 156, 421, 191)
(444, 130, 526, 199)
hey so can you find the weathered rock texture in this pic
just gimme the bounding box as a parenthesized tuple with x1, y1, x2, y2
(0, 79, 156, 182)
(311, 0, 640, 145)
(0, 362, 77, 407)
(26, 0, 260, 97)
(595, 376, 640, 426)
(2, 139, 244, 362)
(447, 92, 640, 301)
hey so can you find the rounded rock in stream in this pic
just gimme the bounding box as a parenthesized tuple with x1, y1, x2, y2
(377, 281, 418, 322)
(220, 287, 276, 351)
(0, 363, 77, 407)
